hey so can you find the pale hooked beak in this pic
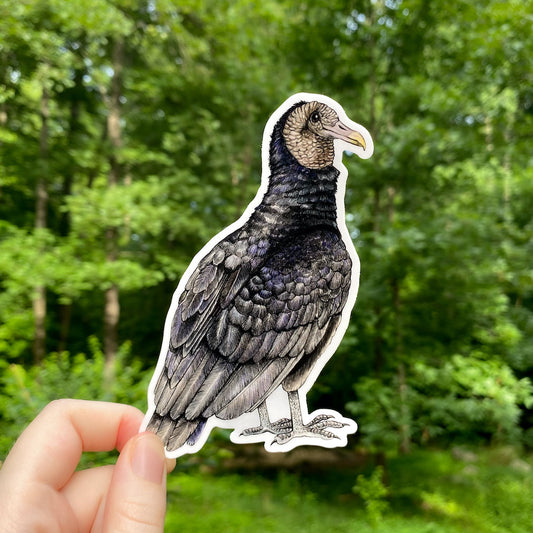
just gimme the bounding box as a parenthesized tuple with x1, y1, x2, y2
(324, 120, 367, 151)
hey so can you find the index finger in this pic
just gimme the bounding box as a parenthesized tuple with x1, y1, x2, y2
(1, 399, 144, 490)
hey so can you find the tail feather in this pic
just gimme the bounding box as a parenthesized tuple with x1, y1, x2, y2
(186, 419, 207, 446)
(146, 413, 207, 452)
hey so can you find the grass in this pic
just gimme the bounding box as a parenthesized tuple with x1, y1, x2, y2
(165, 446, 533, 533)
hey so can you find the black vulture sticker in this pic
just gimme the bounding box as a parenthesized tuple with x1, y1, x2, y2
(141, 93, 374, 458)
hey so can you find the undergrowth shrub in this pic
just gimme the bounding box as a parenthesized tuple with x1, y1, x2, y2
(353, 466, 390, 528)
(0, 336, 149, 460)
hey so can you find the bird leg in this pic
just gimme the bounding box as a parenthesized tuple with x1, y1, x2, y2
(240, 401, 292, 437)
(273, 390, 347, 444)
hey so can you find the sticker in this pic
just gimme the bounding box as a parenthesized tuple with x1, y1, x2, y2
(141, 93, 374, 458)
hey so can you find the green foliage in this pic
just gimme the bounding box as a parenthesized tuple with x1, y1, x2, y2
(387, 448, 533, 533)
(166, 470, 348, 533)
(348, 355, 533, 452)
(1, 0, 533, 460)
(2, 9, 533, 533)
(163, 448, 533, 533)
(413, 355, 533, 440)
(0, 338, 149, 460)
(353, 466, 390, 528)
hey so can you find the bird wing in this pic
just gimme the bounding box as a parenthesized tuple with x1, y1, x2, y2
(153, 228, 352, 424)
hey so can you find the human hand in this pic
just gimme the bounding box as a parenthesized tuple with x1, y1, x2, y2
(0, 399, 175, 532)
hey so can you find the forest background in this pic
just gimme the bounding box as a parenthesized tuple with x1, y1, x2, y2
(1, 1, 532, 531)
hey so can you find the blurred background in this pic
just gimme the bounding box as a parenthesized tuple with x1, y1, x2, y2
(1, 0, 532, 531)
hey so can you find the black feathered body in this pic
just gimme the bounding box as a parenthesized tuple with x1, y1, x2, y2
(147, 103, 358, 452)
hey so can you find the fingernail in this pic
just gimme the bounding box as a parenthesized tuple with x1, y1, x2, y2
(130, 434, 165, 484)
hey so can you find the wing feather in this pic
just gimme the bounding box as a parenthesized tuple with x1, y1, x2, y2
(205, 356, 301, 419)
(169, 349, 216, 418)
(155, 227, 352, 433)
(185, 359, 236, 419)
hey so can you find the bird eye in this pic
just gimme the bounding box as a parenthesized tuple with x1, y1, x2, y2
(310, 111, 320, 123)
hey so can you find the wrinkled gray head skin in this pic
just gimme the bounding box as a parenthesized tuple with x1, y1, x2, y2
(282, 101, 367, 169)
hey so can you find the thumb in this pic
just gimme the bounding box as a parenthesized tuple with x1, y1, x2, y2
(103, 432, 168, 533)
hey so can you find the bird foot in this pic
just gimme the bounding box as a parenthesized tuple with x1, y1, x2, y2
(272, 414, 347, 444)
(241, 417, 292, 437)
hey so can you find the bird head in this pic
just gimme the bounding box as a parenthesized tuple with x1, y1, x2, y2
(281, 100, 372, 170)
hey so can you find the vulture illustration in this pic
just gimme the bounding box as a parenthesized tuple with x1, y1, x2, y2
(142, 93, 374, 458)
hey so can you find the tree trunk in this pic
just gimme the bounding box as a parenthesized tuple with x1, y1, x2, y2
(33, 82, 49, 364)
(367, 12, 383, 374)
(103, 38, 124, 380)
(57, 64, 84, 352)
(394, 277, 410, 454)
(397, 362, 411, 454)
(57, 302, 72, 354)
(104, 281, 120, 374)
(372, 186, 384, 374)
(387, 186, 411, 454)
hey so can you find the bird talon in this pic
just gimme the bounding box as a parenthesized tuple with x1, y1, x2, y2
(241, 426, 265, 437)
(241, 417, 292, 437)
(310, 420, 346, 430)
(272, 418, 293, 430)
(273, 433, 291, 444)
(311, 414, 333, 422)
(307, 414, 347, 431)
